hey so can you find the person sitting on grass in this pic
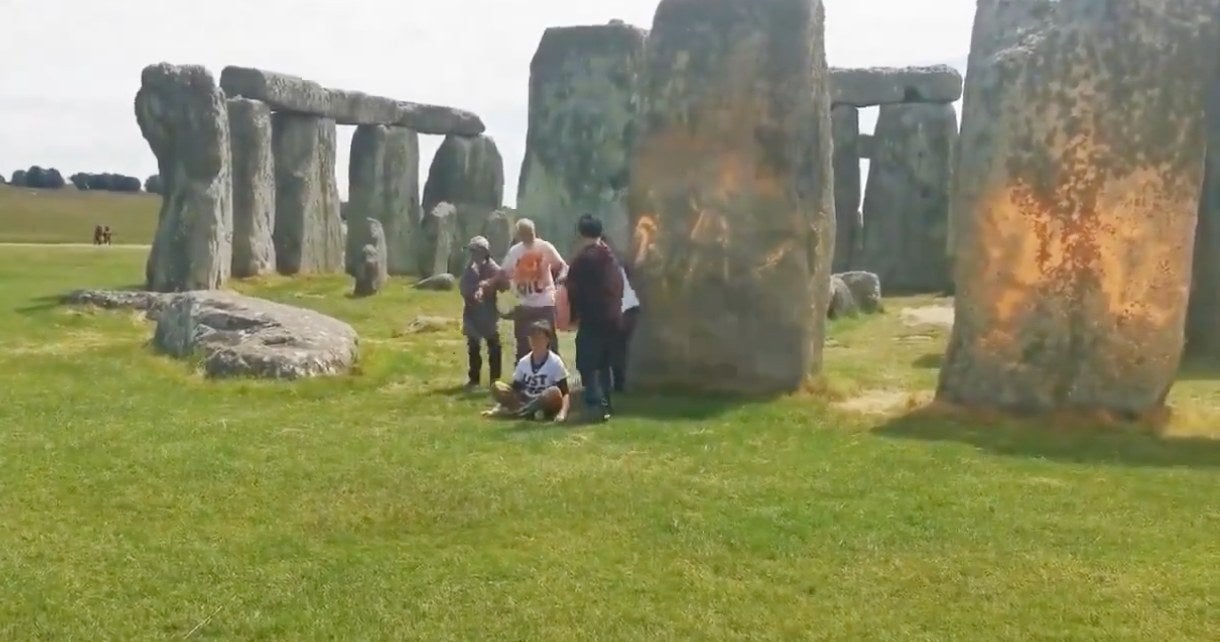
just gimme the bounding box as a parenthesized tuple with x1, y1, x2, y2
(483, 320, 570, 422)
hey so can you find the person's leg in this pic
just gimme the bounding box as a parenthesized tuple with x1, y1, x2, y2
(542, 306, 559, 356)
(487, 333, 503, 382)
(466, 337, 482, 386)
(513, 314, 530, 362)
(491, 381, 524, 412)
(576, 327, 609, 419)
(612, 308, 638, 393)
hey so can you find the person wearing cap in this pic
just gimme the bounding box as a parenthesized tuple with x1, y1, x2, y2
(484, 319, 571, 422)
(459, 235, 503, 390)
(478, 218, 567, 361)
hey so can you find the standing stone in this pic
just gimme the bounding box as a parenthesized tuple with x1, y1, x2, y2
(272, 113, 343, 274)
(348, 124, 421, 275)
(227, 98, 276, 278)
(517, 22, 647, 254)
(858, 103, 956, 293)
(353, 219, 388, 297)
(1188, 79, 1220, 357)
(939, 0, 1220, 417)
(422, 134, 505, 272)
(628, 0, 834, 394)
(134, 63, 232, 292)
(484, 208, 516, 261)
(831, 105, 861, 273)
(947, 0, 1057, 263)
(422, 202, 458, 278)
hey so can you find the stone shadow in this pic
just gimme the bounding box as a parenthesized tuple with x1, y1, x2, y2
(875, 406, 1220, 470)
(912, 352, 944, 369)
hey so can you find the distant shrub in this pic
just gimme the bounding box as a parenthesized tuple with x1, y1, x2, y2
(144, 174, 164, 195)
(11, 170, 27, 186)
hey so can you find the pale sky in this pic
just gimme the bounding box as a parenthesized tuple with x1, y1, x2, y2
(0, 0, 975, 204)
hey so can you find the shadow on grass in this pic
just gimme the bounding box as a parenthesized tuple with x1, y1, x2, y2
(912, 353, 944, 369)
(14, 295, 61, 315)
(875, 406, 1220, 470)
(611, 392, 753, 422)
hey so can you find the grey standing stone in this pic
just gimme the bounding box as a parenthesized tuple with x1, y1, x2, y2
(831, 66, 963, 107)
(938, 0, 1220, 417)
(947, 0, 1057, 262)
(348, 124, 421, 275)
(422, 135, 505, 272)
(517, 22, 647, 254)
(352, 219, 388, 297)
(484, 208, 516, 261)
(415, 273, 457, 291)
(272, 113, 343, 274)
(831, 105, 861, 273)
(628, 0, 834, 394)
(858, 134, 875, 160)
(227, 97, 276, 278)
(135, 63, 233, 292)
(421, 202, 458, 278)
(858, 102, 956, 294)
(1188, 77, 1220, 357)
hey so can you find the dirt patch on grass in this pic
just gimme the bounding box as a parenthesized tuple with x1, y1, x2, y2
(834, 389, 932, 416)
(900, 305, 954, 330)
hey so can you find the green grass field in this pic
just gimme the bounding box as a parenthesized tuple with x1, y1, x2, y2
(0, 239, 1217, 636)
(0, 184, 159, 244)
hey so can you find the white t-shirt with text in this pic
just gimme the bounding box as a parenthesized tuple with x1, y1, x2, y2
(513, 351, 569, 398)
(503, 240, 565, 308)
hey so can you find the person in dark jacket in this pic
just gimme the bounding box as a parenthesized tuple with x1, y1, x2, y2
(459, 236, 502, 390)
(566, 214, 623, 421)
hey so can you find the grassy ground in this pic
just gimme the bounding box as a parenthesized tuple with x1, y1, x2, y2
(0, 185, 159, 244)
(0, 245, 1217, 640)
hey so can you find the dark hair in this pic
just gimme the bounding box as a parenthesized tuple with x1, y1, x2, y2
(576, 214, 603, 240)
(529, 320, 553, 337)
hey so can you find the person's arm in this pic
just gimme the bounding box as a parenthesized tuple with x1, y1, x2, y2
(565, 254, 585, 324)
(549, 242, 569, 281)
(554, 379, 571, 422)
(459, 266, 479, 302)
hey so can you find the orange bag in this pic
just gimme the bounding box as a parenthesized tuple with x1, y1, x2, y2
(554, 285, 574, 331)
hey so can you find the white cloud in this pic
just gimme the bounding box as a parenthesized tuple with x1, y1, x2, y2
(0, 0, 975, 203)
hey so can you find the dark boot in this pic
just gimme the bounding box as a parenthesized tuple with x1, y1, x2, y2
(466, 338, 482, 387)
(487, 336, 503, 382)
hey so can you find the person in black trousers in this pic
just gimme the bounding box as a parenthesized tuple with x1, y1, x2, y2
(565, 214, 623, 422)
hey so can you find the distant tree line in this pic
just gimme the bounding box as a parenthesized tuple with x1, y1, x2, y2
(5, 166, 162, 194)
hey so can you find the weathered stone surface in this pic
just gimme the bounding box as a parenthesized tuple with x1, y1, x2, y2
(11, 170, 27, 186)
(135, 63, 233, 292)
(348, 124, 421, 275)
(939, 0, 1220, 416)
(628, 0, 834, 394)
(517, 22, 647, 253)
(220, 66, 485, 134)
(62, 288, 176, 320)
(227, 98, 276, 278)
(831, 105, 861, 273)
(947, 0, 1058, 262)
(484, 208, 516, 260)
(858, 134, 875, 160)
(837, 271, 882, 314)
(1188, 79, 1220, 357)
(272, 113, 344, 274)
(395, 102, 485, 136)
(830, 65, 963, 107)
(353, 219, 388, 297)
(858, 103, 956, 293)
(415, 273, 457, 291)
(421, 202, 458, 277)
(423, 135, 504, 272)
(828, 275, 858, 319)
(153, 290, 357, 379)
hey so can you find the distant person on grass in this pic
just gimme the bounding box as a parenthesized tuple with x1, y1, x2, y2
(92, 225, 104, 245)
(484, 320, 570, 422)
(565, 214, 623, 422)
(478, 218, 567, 361)
(459, 236, 502, 391)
